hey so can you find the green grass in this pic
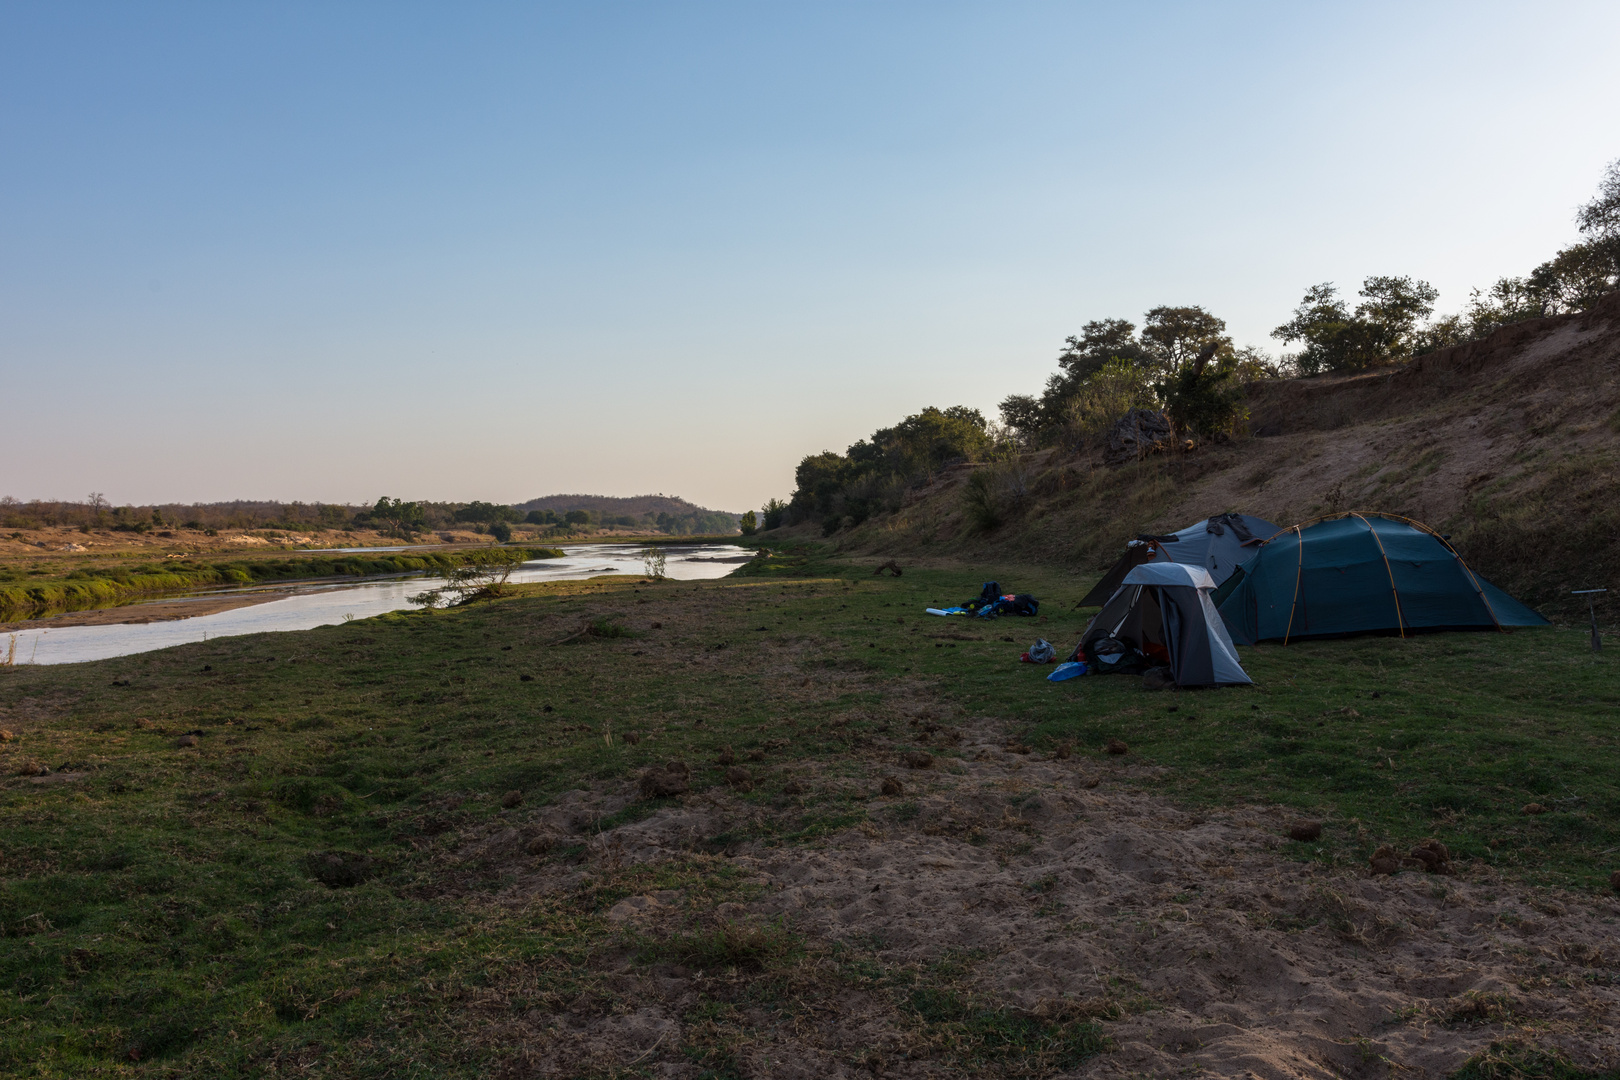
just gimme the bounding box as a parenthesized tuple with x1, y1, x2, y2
(1451, 1039, 1620, 1080)
(1, 543, 1617, 1074)
(1014, 627, 1620, 886)
(903, 984, 1109, 1070)
(742, 542, 1620, 889)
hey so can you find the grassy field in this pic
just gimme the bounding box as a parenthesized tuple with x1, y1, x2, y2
(0, 541, 1615, 1077)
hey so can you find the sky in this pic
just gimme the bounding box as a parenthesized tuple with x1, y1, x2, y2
(4, 2, 1618, 514)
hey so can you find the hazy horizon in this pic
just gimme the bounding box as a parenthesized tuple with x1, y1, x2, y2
(5, 2, 1619, 513)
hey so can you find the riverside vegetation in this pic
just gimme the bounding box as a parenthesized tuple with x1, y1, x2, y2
(1, 542, 1618, 1077)
(1, 493, 739, 544)
(0, 548, 566, 623)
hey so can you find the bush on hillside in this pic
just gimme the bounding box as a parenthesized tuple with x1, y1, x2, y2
(786, 406, 999, 527)
(1159, 344, 1248, 441)
(1271, 277, 1439, 375)
(998, 308, 1281, 450)
(961, 461, 1031, 533)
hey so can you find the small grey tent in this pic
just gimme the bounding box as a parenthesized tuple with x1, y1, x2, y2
(1080, 563, 1252, 686)
(1079, 513, 1281, 607)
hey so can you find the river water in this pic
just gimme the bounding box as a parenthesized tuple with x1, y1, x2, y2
(5, 543, 748, 666)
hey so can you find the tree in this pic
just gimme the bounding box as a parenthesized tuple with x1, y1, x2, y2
(791, 451, 859, 519)
(739, 510, 757, 535)
(1230, 344, 1287, 382)
(1160, 342, 1247, 440)
(453, 501, 519, 525)
(1271, 283, 1353, 374)
(1575, 156, 1620, 269)
(408, 547, 529, 608)
(564, 510, 590, 525)
(1272, 277, 1437, 374)
(1057, 358, 1156, 445)
(1527, 242, 1617, 313)
(1355, 275, 1438, 358)
(641, 545, 667, 580)
(1055, 319, 1152, 380)
(489, 521, 512, 543)
(787, 405, 994, 524)
(997, 394, 1043, 441)
(1141, 306, 1230, 377)
(761, 498, 786, 530)
(370, 496, 426, 537)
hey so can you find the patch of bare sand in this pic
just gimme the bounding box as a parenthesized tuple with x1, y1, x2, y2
(463, 712, 1620, 1078)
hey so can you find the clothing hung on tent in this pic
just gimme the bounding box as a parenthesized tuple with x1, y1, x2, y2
(1212, 512, 1548, 644)
(1079, 563, 1252, 686)
(1079, 513, 1281, 607)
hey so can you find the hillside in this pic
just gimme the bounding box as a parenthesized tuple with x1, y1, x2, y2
(515, 492, 738, 526)
(824, 290, 1620, 621)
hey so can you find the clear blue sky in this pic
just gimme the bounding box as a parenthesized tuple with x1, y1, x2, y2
(4, 2, 1618, 513)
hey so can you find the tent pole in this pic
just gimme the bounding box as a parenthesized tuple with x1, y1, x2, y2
(1398, 512, 1506, 633)
(1282, 525, 1304, 646)
(1574, 589, 1606, 652)
(1352, 513, 1407, 639)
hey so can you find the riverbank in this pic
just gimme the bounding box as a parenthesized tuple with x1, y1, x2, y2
(0, 543, 748, 663)
(0, 546, 566, 622)
(1, 543, 1616, 1077)
(0, 590, 287, 632)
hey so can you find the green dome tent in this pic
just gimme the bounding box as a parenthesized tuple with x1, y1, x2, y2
(1213, 512, 1547, 645)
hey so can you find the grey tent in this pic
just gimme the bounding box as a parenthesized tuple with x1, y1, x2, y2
(1079, 512, 1281, 607)
(1080, 563, 1252, 686)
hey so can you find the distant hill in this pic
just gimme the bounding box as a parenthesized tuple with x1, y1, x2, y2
(514, 494, 740, 534)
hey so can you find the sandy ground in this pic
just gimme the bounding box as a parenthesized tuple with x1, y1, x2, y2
(0, 524, 702, 561)
(0, 525, 499, 558)
(452, 709, 1620, 1078)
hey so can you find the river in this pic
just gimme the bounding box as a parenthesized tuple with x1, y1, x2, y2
(4, 543, 749, 666)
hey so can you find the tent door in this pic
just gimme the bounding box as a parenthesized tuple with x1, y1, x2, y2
(1160, 589, 1183, 679)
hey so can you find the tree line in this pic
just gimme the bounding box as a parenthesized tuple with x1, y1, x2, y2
(1, 495, 738, 541)
(759, 159, 1619, 532)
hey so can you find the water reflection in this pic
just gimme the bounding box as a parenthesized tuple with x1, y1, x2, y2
(7, 543, 748, 666)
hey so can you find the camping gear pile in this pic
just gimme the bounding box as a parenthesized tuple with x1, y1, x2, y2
(1020, 638, 1056, 663)
(927, 581, 1039, 619)
(1052, 510, 1548, 690)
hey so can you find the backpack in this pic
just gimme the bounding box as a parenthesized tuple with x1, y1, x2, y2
(1083, 634, 1152, 675)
